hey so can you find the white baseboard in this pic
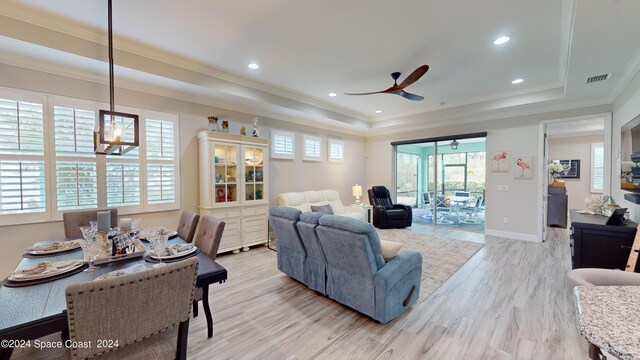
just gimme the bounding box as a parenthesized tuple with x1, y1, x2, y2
(485, 228, 541, 242)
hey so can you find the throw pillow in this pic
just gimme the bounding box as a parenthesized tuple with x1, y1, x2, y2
(311, 204, 334, 215)
(380, 240, 402, 261)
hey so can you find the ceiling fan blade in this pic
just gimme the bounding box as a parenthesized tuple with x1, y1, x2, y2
(397, 65, 429, 89)
(344, 90, 387, 96)
(394, 90, 424, 101)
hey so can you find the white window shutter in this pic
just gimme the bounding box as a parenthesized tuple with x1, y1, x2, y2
(55, 161, 98, 211)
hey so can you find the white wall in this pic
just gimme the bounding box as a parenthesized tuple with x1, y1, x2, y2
(0, 64, 366, 277)
(613, 69, 640, 221)
(549, 135, 603, 210)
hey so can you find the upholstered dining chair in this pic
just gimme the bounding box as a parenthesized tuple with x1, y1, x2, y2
(192, 215, 225, 338)
(64, 257, 198, 360)
(62, 208, 118, 240)
(177, 210, 200, 243)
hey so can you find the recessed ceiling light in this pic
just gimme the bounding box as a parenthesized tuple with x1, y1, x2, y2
(375, 110, 382, 114)
(493, 36, 510, 45)
(248, 63, 260, 70)
(328, 92, 337, 97)
(511, 78, 524, 84)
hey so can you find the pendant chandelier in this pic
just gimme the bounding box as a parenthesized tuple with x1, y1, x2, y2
(450, 139, 459, 150)
(94, 0, 139, 155)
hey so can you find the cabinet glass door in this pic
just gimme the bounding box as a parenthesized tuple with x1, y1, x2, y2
(213, 144, 238, 203)
(243, 147, 264, 202)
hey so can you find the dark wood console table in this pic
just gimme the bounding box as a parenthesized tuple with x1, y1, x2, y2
(570, 209, 639, 271)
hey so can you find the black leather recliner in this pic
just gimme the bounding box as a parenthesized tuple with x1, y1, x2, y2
(367, 185, 412, 229)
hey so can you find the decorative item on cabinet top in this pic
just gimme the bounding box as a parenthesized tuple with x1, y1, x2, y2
(197, 130, 270, 144)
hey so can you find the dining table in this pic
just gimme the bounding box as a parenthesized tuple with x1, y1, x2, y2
(0, 235, 227, 360)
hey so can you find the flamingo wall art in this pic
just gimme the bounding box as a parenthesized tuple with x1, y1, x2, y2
(514, 156, 533, 179)
(492, 151, 509, 172)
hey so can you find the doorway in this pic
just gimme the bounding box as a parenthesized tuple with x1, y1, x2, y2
(542, 117, 608, 238)
(393, 133, 487, 233)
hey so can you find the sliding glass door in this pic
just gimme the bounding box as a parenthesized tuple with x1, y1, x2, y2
(396, 152, 420, 207)
(394, 136, 486, 232)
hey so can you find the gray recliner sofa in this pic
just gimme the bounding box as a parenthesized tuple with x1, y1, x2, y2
(269, 206, 423, 323)
(269, 206, 306, 284)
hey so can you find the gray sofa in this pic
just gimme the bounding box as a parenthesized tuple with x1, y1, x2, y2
(269, 206, 423, 323)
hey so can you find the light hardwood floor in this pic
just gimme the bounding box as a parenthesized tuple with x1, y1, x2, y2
(13, 225, 589, 359)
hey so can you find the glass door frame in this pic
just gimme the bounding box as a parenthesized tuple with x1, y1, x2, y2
(391, 132, 488, 228)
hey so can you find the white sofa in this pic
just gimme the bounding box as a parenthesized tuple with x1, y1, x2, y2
(277, 190, 366, 221)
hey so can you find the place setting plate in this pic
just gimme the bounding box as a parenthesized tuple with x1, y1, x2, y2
(3, 260, 88, 287)
(137, 227, 178, 242)
(23, 240, 83, 257)
(144, 244, 199, 263)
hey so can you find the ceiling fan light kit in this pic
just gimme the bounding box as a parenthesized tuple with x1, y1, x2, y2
(345, 65, 429, 101)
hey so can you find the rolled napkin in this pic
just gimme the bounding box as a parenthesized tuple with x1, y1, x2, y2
(27, 240, 81, 253)
(10, 260, 85, 280)
(97, 210, 111, 231)
(164, 243, 194, 256)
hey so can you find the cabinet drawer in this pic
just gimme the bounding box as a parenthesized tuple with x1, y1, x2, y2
(211, 209, 241, 219)
(243, 216, 266, 232)
(242, 207, 267, 217)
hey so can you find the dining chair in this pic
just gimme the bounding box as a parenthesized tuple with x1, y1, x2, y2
(64, 257, 199, 360)
(177, 210, 200, 243)
(62, 208, 118, 240)
(192, 215, 226, 338)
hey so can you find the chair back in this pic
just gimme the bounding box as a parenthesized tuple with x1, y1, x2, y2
(316, 215, 384, 316)
(177, 211, 201, 243)
(65, 257, 198, 360)
(269, 206, 307, 282)
(193, 215, 225, 259)
(297, 212, 327, 293)
(368, 185, 394, 209)
(63, 208, 118, 240)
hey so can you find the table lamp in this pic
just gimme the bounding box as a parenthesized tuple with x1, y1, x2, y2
(352, 184, 363, 205)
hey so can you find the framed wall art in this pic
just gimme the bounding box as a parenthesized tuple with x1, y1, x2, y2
(514, 156, 533, 179)
(491, 151, 509, 172)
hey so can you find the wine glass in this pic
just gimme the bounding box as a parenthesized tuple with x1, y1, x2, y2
(131, 218, 142, 235)
(151, 235, 168, 268)
(79, 236, 101, 272)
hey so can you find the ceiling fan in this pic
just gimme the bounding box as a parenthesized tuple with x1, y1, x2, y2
(345, 65, 429, 101)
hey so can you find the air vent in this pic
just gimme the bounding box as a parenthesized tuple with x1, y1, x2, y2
(586, 74, 610, 84)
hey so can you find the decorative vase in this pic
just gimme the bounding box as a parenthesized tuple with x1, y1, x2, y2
(208, 116, 221, 132)
(221, 120, 229, 133)
(252, 117, 259, 137)
(624, 173, 634, 183)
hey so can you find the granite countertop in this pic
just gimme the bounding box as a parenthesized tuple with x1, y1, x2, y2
(574, 286, 640, 360)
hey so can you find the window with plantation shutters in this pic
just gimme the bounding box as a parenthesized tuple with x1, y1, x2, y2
(0, 87, 181, 224)
(328, 139, 344, 163)
(271, 130, 294, 159)
(53, 107, 95, 157)
(0, 97, 47, 218)
(54, 106, 98, 212)
(106, 163, 140, 207)
(0, 160, 46, 214)
(146, 117, 179, 209)
(303, 135, 321, 161)
(591, 143, 604, 193)
(55, 161, 98, 211)
(146, 163, 175, 204)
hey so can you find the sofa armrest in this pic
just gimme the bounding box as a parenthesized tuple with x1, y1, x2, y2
(343, 205, 366, 218)
(373, 250, 422, 290)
